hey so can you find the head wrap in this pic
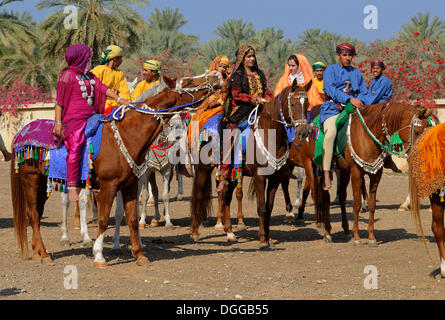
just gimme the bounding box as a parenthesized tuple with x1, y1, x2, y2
(370, 59, 385, 70)
(65, 44, 92, 75)
(143, 59, 162, 74)
(209, 55, 231, 71)
(233, 45, 258, 74)
(312, 61, 327, 70)
(99, 45, 123, 65)
(336, 43, 356, 56)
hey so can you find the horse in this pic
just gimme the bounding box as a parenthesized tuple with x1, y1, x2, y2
(409, 122, 445, 277)
(311, 102, 433, 243)
(189, 79, 309, 246)
(11, 71, 224, 268)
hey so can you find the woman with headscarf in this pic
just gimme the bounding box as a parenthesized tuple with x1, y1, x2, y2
(216, 45, 272, 192)
(273, 54, 325, 111)
(91, 45, 131, 115)
(53, 44, 131, 202)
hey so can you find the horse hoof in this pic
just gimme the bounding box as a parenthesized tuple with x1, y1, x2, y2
(367, 239, 378, 247)
(60, 240, 71, 247)
(139, 223, 146, 230)
(136, 256, 150, 267)
(146, 200, 155, 207)
(149, 220, 159, 228)
(398, 206, 409, 212)
(94, 261, 107, 269)
(191, 234, 200, 242)
(353, 239, 362, 246)
(227, 233, 237, 243)
(41, 256, 54, 265)
(259, 242, 270, 250)
(214, 223, 224, 231)
(165, 223, 174, 230)
(323, 235, 333, 243)
(235, 224, 246, 231)
(360, 207, 369, 213)
(176, 195, 183, 201)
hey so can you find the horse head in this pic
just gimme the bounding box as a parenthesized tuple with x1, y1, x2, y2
(284, 79, 310, 141)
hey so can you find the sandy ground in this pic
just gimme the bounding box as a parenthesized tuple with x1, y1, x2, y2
(0, 158, 444, 301)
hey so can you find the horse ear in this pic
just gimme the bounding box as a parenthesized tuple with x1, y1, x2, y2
(304, 79, 313, 92)
(291, 78, 298, 90)
(418, 107, 433, 118)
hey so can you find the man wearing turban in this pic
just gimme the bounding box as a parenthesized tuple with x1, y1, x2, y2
(320, 43, 367, 190)
(91, 45, 131, 115)
(312, 61, 327, 98)
(360, 59, 392, 105)
(131, 59, 163, 102)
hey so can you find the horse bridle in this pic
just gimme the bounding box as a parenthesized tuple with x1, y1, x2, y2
(381, 108, 424, 158)
(281, 91, 308, 129)
(174, 70, 216, 98)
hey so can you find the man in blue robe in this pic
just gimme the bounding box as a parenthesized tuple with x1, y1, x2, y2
(320, 43, 366, 190)
(361, 59, 392, 105)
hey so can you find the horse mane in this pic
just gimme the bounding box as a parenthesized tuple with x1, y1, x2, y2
(359, 102, 416, 134)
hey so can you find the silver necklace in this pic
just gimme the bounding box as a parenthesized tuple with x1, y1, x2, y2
(76, 75, 95, 106)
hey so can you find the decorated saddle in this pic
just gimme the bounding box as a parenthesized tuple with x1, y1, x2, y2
(12, 114, 105, 196)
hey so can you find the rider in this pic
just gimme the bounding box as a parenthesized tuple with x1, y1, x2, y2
(273, 54, 324, 110)
(216, 45, 273, 192)
(361, 59, 393, 105)
(320, 43, 367, 190)
(53, 44, 131, 202)
(131, 59, 163, 101)
(312, 61, 327, 100)
(91, 45, 131, 116)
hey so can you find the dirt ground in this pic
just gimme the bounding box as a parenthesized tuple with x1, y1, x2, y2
(0, 158, 444, 301)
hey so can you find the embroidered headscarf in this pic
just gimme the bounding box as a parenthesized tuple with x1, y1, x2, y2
(99, 45, 123, 65)
(209, 55, 231, 71)
(143, 59, 162, 74)
(65, 44, 93, 75)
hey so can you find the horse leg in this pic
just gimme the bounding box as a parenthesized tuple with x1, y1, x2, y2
(222, 181, 236, 242)
(235, 178, 245, 229)
(74, 201, 80, 230)
(366, 169, 382, 245)
(162, 166, 174, 229)
(121, 183, 149, 266)
(112, 191, 124, 251)
(175, 165, 184, 201)
(78, 189, 92, 245)
(338, 168, 351, 239)
(281, 175, 294, 221)
(138, 172, 149, 229)
(298, 159, 314, 220)
(254, 174, 269, 248)
(430, 193, 445, 277)
(361, 176, 369, 213)
(93, 184, 117, 268)
(149, 172, 161, 227)
(91, 191, 98, 223)
(146, 179, 155, 207)
(398, 193, 411, 212)
(214, 185, 224, 231)
(60, 192, 71, 246)
(190, 164, 213, 241)
(322, 185, 332, 242)
(266, 176, 280, 245)
(350, 166, 363, 244)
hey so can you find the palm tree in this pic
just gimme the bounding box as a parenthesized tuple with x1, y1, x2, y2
(214, 19, 255, 50)
(0, 1, 37, 49)
(398, 12, 444, 41)
(251, 27, 284, 52)
(36, 0, 150, 62)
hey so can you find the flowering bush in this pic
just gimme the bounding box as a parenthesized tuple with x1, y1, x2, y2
(0, 72, 53, 114)
(355, 35, 444, 108)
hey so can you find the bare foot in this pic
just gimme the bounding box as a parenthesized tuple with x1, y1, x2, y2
(216, 179, 228, 193)
(323, 170, 331, 190)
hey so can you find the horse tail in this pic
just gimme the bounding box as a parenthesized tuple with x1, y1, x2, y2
(190, 165, 213, 226)
(248, 176, 256, 201)
(10, 157, 28, 259)
(313, 164, 324, 226)
(408, 157, 432, 260)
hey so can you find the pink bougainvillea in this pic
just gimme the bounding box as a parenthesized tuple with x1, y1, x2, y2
(0, 72, 53, 114)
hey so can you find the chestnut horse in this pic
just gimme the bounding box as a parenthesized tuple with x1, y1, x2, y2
(312, 103, 433, 243)
(11, 71, 224, 268)
(190, 80, 309, 246)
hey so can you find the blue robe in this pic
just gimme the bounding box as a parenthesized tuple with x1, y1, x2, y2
(320, 64, 367, 124)
(359, 75, 393, 105)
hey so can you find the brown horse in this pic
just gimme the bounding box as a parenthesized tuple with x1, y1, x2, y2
(11, 72, 224, 268)
(409, 122, 445, 277)
(190, 80, 309, 246)
(311, 103, 433, 243)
